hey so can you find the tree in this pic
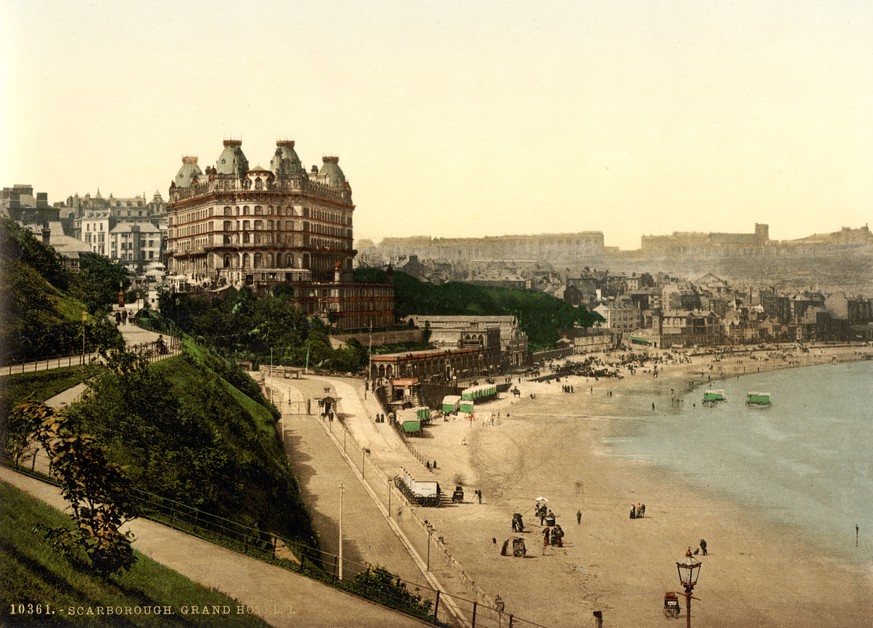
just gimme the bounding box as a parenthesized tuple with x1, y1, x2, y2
(14, 402, 137, 578)
(348, 566, 433, 620)
(69, 253, 131, 314)
(0, 217, 69, 290)
(3, 399, 44, 465)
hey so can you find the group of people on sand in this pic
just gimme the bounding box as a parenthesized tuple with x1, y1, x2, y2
(543, 523, 565, 547)
(629, 503, 646, 519)
(535, 502, 555, 526)
(532, 501, 565, 548)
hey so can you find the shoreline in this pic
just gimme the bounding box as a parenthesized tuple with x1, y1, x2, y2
(412, 343, 873, 627)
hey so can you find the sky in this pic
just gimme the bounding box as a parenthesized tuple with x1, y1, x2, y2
(2, 0, 872, 250)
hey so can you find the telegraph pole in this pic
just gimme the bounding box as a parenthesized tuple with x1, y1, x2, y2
(338, 484, 345, 580)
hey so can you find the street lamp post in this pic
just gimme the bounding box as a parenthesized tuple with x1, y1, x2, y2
(675, 555, 702, 628)
(81, 311, 87, 365)
(366, 323, 373, 399)
(338, 484, 345, 580)
(268, 347, 274, 403)
(425, 520, 435, 571)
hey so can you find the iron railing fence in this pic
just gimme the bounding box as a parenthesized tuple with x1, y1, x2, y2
(3, 459, 549, 627)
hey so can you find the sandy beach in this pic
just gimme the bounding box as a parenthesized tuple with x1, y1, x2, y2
(404, 344, 873, 627)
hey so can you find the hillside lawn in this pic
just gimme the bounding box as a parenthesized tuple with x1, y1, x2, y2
(1, 366, 99, 406)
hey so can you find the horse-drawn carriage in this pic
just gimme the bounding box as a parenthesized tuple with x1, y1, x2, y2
(663, 592, 681, 618)
(451, 486, 465, 503)
(512, 537, 526, 557)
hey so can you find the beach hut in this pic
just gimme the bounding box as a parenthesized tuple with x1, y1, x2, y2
(442, 395, 461, 414)
(746, 391, 772, 407)
(401, 418, 422, 435)
(461, 384, 498, 403)
(703, 389, 726, 405)
(459, 399, 475, 414)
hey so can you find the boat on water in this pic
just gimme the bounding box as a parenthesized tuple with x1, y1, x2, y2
(746, 391, 772, 407)
(702, 389, 726, 406)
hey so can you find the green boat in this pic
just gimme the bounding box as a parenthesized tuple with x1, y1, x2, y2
(746, 391, 772, 407)
(703, 389, 726, 405)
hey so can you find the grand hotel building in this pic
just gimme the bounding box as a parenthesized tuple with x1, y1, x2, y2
(166, 138, 394, 330)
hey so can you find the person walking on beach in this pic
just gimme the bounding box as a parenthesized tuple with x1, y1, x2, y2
(576, 510, 582, 525)
(700, 539, 707, 555)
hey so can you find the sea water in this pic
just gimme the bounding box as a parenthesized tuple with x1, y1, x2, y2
(605, 360, 873, 566)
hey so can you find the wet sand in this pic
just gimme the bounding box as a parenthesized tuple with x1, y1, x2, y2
(411, 344, 873, 627)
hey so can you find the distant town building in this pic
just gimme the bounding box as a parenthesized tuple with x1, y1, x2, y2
(570, 327, 621, 353)
(641, 224, 770, 254)
(77, 209, 111, 256)
(593, 299, 641, 332)
(1, 185, 89, 269)
(1, 185, 58, 224)
(656, 310, 722, 347)
(64, 190, 168, 269)
(374, 232, 606, 266)
(109, 221, 162, 266)
(369, 346, 501, 383)
(25, 222, 91, 270)
(404, 314, 529, 367)
(165, 138, 394, 330)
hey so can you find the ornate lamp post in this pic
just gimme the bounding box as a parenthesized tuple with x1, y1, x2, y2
(675, 555, 701, 628)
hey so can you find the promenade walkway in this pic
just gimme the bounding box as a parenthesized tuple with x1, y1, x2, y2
(268, 375, 427, 587)
(1, 320, 175, 378)
(266, 373, 483, 627)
